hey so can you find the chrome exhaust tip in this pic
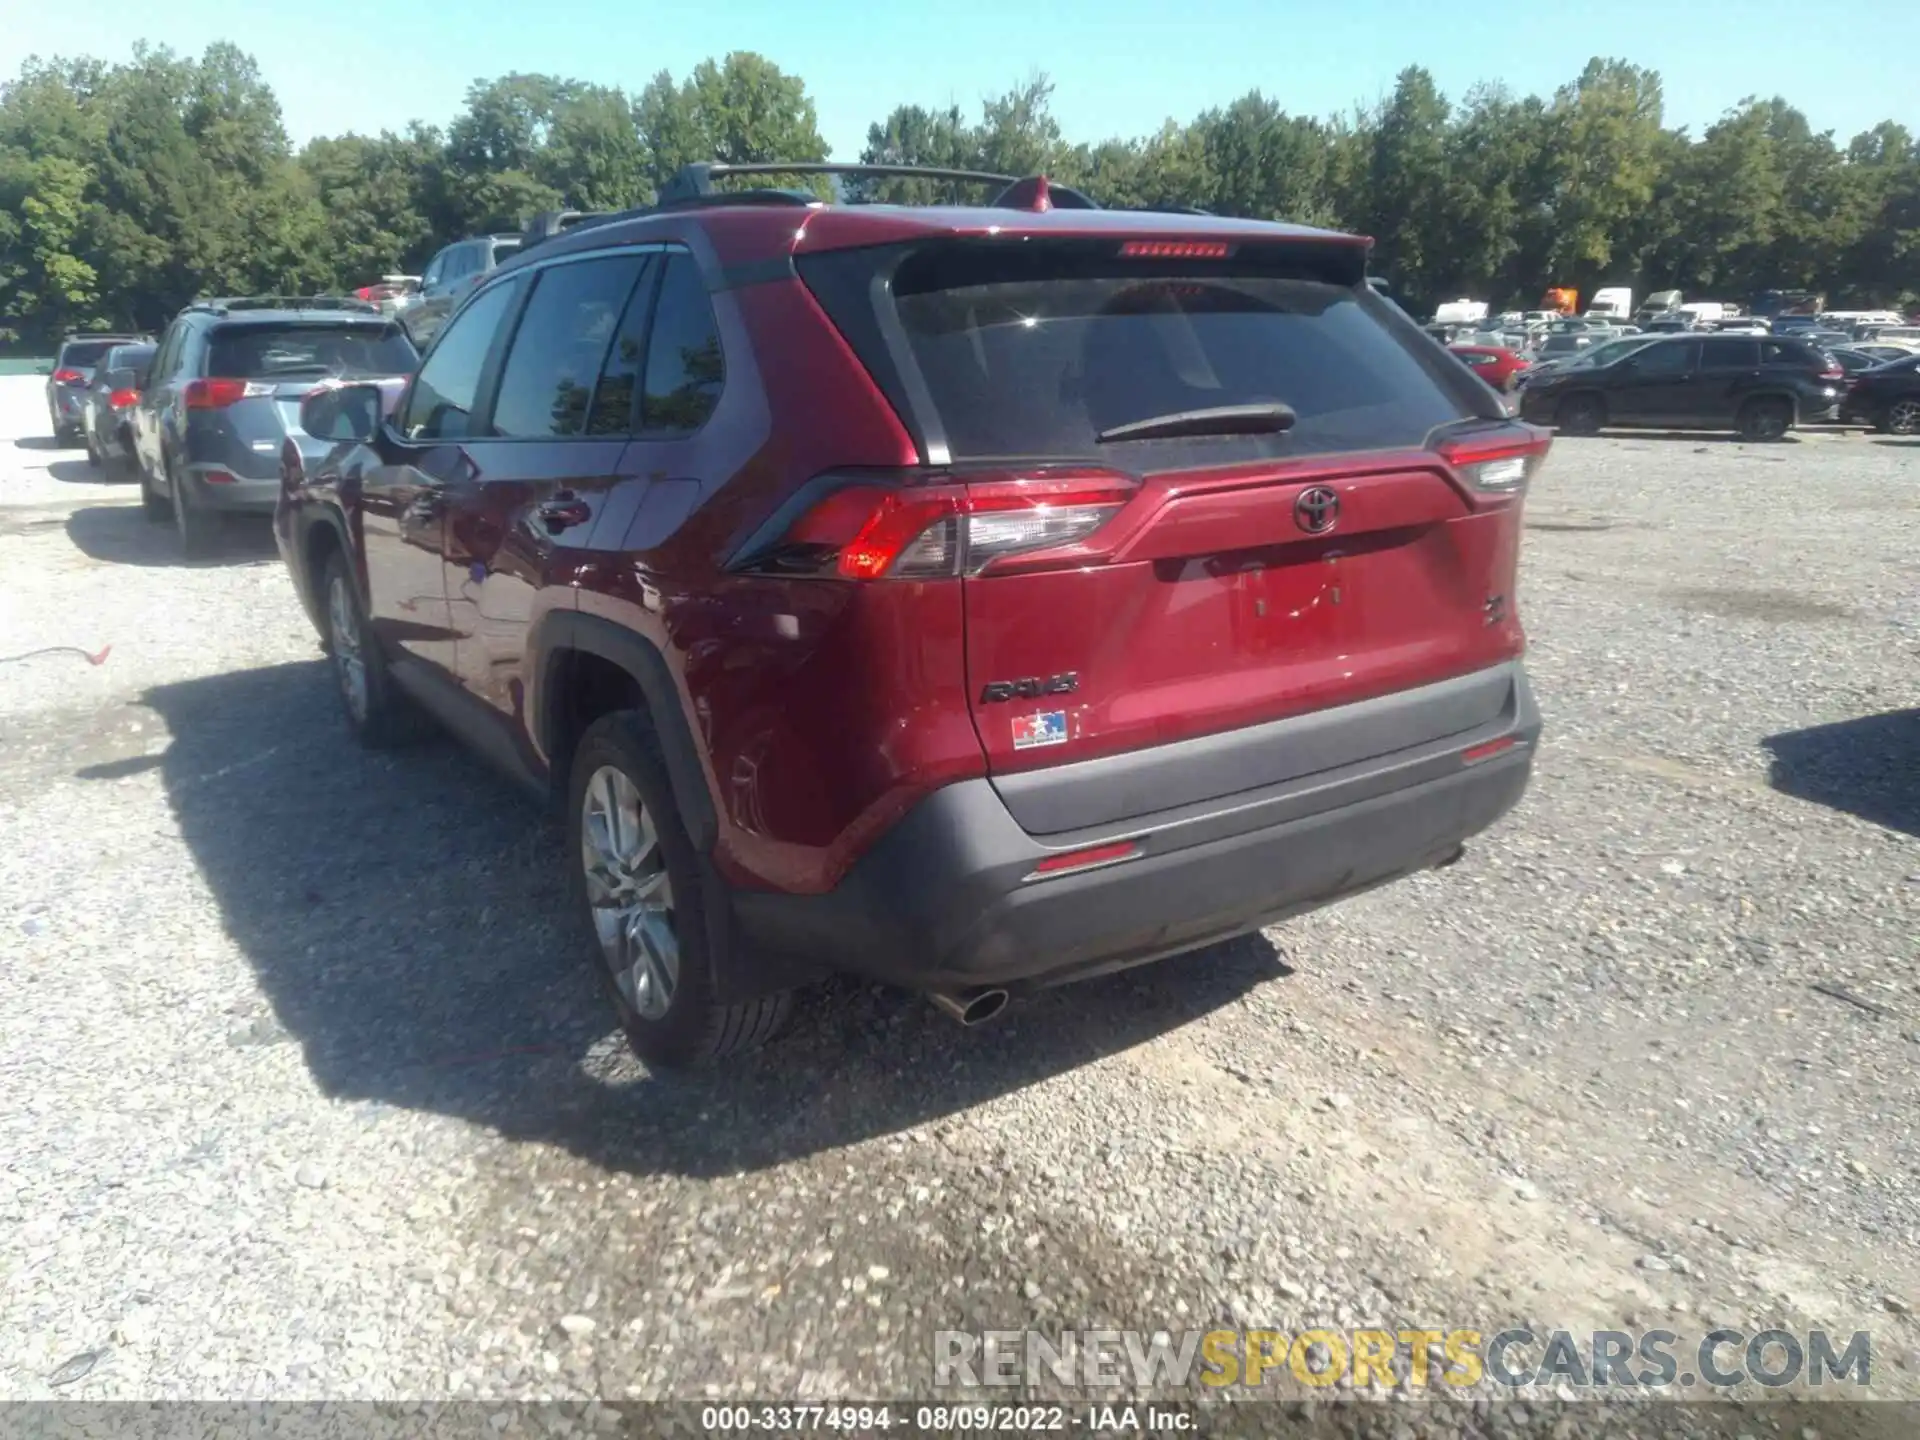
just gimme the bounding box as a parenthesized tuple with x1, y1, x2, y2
(929, 987, 1011, 1027)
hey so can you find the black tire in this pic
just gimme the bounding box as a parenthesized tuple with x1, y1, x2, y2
(139, 460, 172, 521)
(1736, 396, 1793, 442)
(567, 710, 792, 1067)
(319, 550, 432, 748)
(84, 429, 102, 468)
(1556, 393, 1605, 436)
(170, 458, 222, 557)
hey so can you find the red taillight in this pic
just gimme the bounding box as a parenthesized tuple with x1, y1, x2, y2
(1820, 366, 1844, 381)
(184, 377, 269, 409)
(52, 368, 84, 384)
(202, 469, 238, 485)
(1435, 424, 1553, 496)
(109, 388, 139, 410)
(1026, 840, 1141, 880)
(1118, 240, 1233, 259)
(765, 469, 1137, 581)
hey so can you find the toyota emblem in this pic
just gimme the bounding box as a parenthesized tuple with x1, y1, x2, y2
(1294, 486, 1340, 534)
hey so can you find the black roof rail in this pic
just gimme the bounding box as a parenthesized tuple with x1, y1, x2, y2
(183, 295, 380, 317)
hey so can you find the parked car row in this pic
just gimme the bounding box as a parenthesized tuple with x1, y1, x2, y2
(44, 297, 422, 555)
(1510, 331, 1920, 438)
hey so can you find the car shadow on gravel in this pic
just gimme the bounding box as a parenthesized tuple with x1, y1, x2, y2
(65, 503, 278, 567)
(138, 661, 1292, 1179)
(13, 435, 65, 451)
(1762, 708, 1920, 837)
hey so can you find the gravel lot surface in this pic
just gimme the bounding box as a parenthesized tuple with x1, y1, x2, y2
(2, 374, 1916, 1429)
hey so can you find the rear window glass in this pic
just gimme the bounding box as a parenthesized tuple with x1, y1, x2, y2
(208, 323, 416, 381)
(58, 340, 120, 367)
(872, 262, 1467, 466)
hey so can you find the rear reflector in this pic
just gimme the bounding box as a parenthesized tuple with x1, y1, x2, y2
(1025, 840, 1141, 880)
(202, 469, 239, 485)
(1119, 240, 1232, 259)
(1461, 736, 1521, 765)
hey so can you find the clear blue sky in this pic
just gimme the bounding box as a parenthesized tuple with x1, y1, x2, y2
(6, 0, 1915, 158)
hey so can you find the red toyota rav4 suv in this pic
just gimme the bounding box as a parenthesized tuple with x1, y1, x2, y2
(276, 164, 1544, 1066)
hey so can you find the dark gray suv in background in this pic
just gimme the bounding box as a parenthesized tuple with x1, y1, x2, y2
(46, 332, 152, 442)
(130, 297, 417, 555)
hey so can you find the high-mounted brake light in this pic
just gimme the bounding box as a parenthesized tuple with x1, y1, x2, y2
(1435, 425, 1553, 496)
(1118, 240, 1233, 259)
(184, 377, 273, 409)
(761, 469, 1137, 581)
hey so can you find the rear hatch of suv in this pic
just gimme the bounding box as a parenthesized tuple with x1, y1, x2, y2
(190, 318, 417, 473)
(793, 228, 1544, 833)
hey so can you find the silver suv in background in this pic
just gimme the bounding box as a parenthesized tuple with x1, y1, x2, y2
(130, 297, 417, 556)
(402, 233, 524, 346)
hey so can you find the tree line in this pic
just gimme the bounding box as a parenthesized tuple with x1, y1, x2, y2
(2, 43, 1916, 347)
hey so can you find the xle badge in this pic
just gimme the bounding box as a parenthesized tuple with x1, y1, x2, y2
(1012, 711, 1069, 750)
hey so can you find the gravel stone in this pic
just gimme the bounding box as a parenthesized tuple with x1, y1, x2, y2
(1, 383, 1916, 1409)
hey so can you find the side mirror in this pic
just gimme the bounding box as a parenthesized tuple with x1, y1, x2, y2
(300, 382, 383, 443)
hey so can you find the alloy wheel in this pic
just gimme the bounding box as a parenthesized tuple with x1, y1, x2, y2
(580, 764, 678, 1020)
(327, 574, 369, 723)
(1889, 399, 1920, 435)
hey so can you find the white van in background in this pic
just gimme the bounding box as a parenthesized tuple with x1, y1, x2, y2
(1587, 287, 1634, 320)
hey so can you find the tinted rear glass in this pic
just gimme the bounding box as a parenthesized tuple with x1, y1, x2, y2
(58, 341, 120, 367)
(208, 322, 416, 381)
(823, 246, 1470, 466)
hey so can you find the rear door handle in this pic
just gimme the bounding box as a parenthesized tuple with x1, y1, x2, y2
(536, 494, 593, 533)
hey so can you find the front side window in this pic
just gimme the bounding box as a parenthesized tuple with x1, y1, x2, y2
(489, 256, 646, 439)
(401, 280, 520, 440)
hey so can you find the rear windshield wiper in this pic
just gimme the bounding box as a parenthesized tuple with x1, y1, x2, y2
(1095, 402, 1297, 444)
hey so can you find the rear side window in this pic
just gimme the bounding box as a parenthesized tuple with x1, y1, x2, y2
(1699, 338, 1759, 367)
(208, 323, 416, 381)
(586, 257, 661, 435)
(640, 254, 724, 435)
(1761, 340, 1812, 366)
(894, 265, 1466, 464)
(403, 280, 520, 440)
(489, 255, 646, 438)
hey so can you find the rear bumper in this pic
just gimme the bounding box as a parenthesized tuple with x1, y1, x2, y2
(733, 664, 1540, 991)
(181, 463, 278, 515)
